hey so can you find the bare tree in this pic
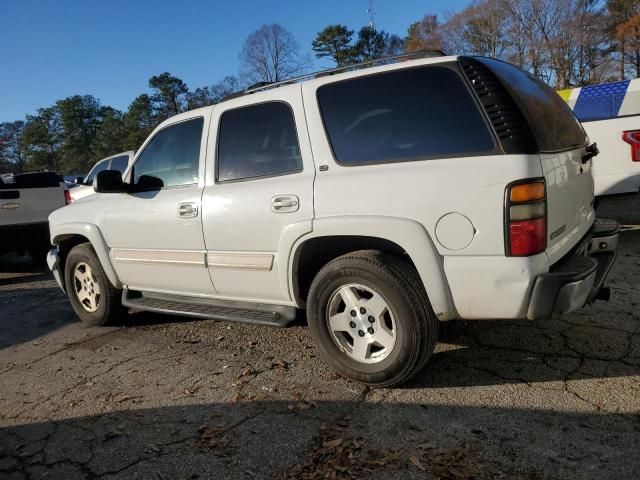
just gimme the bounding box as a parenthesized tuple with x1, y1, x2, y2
(240, 24, 308, 84)
(617, 13, 640, 77)
(441, 0, 510, 58)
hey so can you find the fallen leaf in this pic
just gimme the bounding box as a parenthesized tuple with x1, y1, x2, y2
(236, 367, 256, 380)
(323, 438, 343, 449)
(410, 455, 426, 471)
(270, 359, 289, 369)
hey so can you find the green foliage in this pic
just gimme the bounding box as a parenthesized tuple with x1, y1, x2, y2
(0, 121, 26, 173)
(21, 107, 61, 171)
(149, 72, 189, 121)
(55, 95, 107, 173)
(312, 24, 403, 66)
(91, 108, 125, 161)
(312, 24, 355, 66)
(353, 26, 388, 61)
(123, 94, 156, 152)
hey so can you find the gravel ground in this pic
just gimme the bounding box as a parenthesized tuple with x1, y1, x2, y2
(0, 196, 638, 480)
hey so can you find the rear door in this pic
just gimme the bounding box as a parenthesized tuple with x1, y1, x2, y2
(477, 58, 595, 264)
(201, 84, 315, 304)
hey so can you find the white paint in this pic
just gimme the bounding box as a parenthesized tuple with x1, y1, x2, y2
(583, 116, 640, 195)
(435, 213, 475, 251)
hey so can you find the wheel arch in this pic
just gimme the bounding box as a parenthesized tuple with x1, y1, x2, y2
(51, 222, 122, 289)
(288, 216, 456, 320)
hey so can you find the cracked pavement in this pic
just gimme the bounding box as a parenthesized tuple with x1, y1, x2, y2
(0, 197, 639, 479)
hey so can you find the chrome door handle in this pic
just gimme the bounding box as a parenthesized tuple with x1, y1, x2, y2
(177, 202, 198, 218)
(271, 195, 299, 212)
(1, 203, 20, 210)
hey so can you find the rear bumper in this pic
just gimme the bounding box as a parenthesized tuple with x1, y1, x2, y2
(527, 218, 619, 320)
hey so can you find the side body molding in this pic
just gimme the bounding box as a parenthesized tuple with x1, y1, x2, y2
(287, 216, 457, 320)
(50, 222, 122, 289)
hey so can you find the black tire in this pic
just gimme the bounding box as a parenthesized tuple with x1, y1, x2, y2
(64, 242, 125, 326)
(307, 250, 439, 387)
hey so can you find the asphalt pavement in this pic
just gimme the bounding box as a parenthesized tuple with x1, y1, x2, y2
(0, 195, 639, 479)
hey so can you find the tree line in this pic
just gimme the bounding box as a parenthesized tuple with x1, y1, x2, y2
(1, 0, 638, 175)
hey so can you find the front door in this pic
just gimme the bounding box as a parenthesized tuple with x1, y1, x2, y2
(201, 86, 315, 304)
(101, 114, 215, 296)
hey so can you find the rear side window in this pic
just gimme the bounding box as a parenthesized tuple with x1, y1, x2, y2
(217, 102, 302, 182)
(133, 118, 203, 189)
(478, 57, 587, 152)
(317, 66, 495, 166)
(109, 155, 129, 173)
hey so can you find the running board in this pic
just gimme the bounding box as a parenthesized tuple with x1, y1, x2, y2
(122, 290, 296, 327)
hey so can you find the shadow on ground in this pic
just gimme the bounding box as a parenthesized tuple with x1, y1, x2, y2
(1, 400, 638, 480)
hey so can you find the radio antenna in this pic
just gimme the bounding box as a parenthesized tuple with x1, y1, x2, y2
(367, 0, 375, 29)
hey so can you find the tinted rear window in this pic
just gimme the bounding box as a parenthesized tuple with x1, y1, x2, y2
(478, 58, 587, 152)
(217, 102, 302, 182)
(317, 65, 495, 166)
(2, 172, 61, 189)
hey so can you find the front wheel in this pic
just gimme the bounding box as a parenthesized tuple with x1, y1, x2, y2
(64, 243, 125, 326)
(307, 251, 438, 387)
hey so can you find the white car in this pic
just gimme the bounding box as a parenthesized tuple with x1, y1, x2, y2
(559, 79, 640, 195)
(70, 151, 134, 202)
(1, 171, 69, 263)
(47, 53, 618, 387)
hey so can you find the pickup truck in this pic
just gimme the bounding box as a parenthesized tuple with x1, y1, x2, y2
(47, 53, 619, 387)
(1, 171, 69, 263)
(558, 79, 640, 195)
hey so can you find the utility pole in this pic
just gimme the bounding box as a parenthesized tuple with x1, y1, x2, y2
(368, 0, 375, 29)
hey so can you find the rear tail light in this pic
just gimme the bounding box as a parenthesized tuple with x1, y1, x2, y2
(64, 189, 72, 205)
(622, 130, 640, 162)
(506, 180, 546, 256)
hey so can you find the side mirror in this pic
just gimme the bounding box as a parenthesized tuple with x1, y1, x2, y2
(94, 170, 126, 193)
(135, 175, 164, 191)
(75, 176, 84, 184)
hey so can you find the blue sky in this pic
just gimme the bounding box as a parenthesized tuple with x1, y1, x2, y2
(0, 0, 468, 122)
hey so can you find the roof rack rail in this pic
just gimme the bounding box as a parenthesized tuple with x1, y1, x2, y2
(222, 50, 446, 101)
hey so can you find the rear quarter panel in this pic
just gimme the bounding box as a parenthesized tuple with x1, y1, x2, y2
(302, 75, 549, 319)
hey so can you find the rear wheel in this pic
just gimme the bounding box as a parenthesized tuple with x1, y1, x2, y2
(307, 250, 438, 387)
(64, 243, 124, 326)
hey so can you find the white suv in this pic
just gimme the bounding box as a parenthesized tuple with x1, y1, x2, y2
(47, 53, 619, 387)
